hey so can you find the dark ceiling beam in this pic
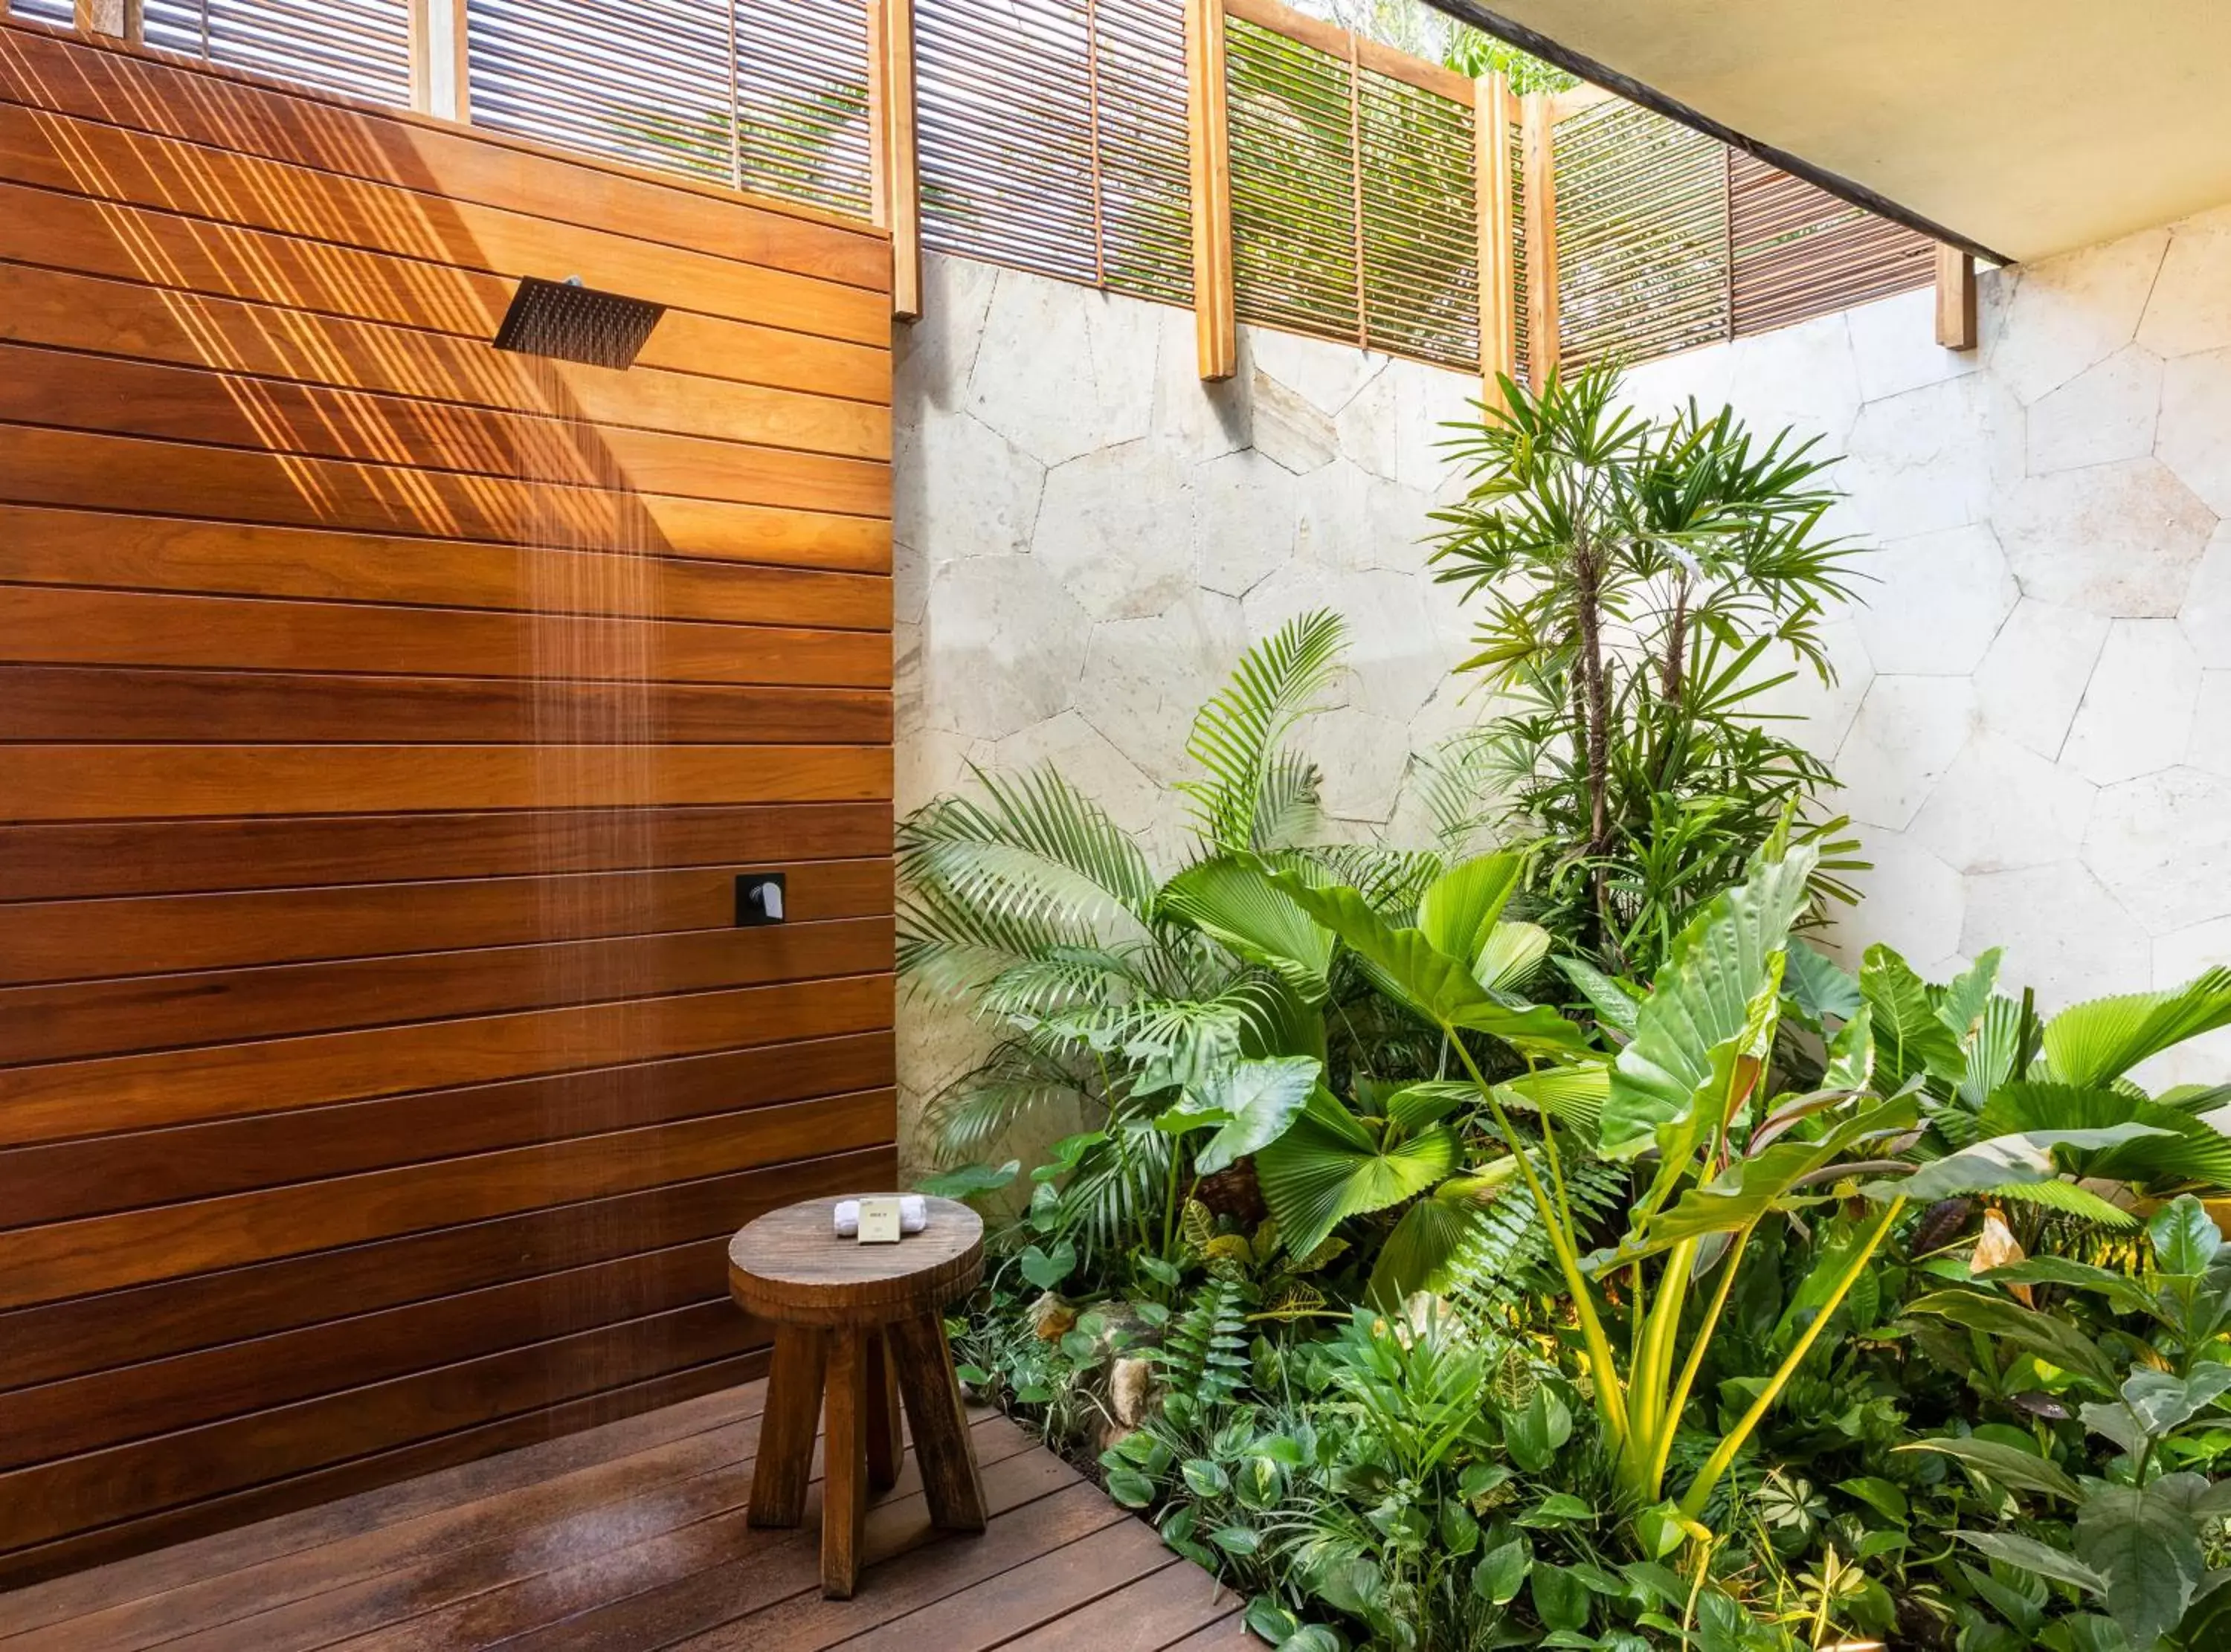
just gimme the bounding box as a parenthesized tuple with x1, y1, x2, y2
(1421, 0, 2015, 267)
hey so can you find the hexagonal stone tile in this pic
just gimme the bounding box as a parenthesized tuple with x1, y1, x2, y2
(1074, 598, 1249, 785)
(1972, 598, 2111, 758)
(1746, 613, 1873, 761)
(1194, 448, 1304, 597)
(968, 269, 1159, 467)
(1909, 732, 2096, 873)
(1847, 285, 1981, 402)
(1307, 706, 1413, 825)
(1251, 367, 1339, 474)
(1034, 440, 1197, 622)
(2180, 523, 2231, 667)
(1851, 523, 2018, 675)
(1838, 375, 2004, 541)
(1989, 457, 2215, 616)
(994, 709, 1168, 847)
(2136, 203, 2231, 359)
(2188, 671, 2231, 778)
(895, 252, 998, 421)
(1833, 677, 1976, 830)
(2157, 348, 2231, 515)
(916, 555, 1092, 742)
(2085, 765, 2231, 935)
(2061, 619, 2201, 785)
(895, 407, 1046, 566)
(1727, 309, 1862, 447)
(1153, 303, 1250, 461)
(2026, 346, 2162, 474)
(1835, 830, 1965, 968)
(1249, 327, 1387, 416)
(1961, 860, 2152, 1010)
(1986, 228, 2168, 404)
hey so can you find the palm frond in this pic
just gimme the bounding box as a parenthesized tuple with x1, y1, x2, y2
(1179, 610, 1348, 853)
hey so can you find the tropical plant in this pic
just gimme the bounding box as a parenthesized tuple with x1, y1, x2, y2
(1432, 364, 1868, 975)
(1905, 1196, 2231, 1651)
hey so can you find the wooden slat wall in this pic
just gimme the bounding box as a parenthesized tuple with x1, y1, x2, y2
(0, 17, 895, 1582)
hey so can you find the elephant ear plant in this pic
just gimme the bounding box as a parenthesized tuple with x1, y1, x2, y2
(1273, 835, 1937, 1548)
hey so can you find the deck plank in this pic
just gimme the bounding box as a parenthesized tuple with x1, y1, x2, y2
(0, 1381, 1255, 1652)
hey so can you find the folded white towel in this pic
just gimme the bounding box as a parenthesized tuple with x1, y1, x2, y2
(833, 1194, 927, 1237)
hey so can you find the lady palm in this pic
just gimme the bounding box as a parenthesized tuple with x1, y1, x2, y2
(1432, 364, 1866, 975)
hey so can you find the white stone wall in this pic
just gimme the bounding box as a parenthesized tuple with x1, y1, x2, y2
(1618, 205, 2231, 1084)
(892, 252, 1484, 1154)
(893, 207, 2231, 1155)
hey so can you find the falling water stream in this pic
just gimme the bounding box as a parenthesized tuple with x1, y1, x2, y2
(512, 317, 669, 1421)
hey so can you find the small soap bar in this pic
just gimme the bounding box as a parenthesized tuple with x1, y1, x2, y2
(832, 1195, 928, 1238)
(854, 1196, 904, 1244)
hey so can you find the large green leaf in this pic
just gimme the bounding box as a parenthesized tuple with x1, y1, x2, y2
(1902, 1435, 2082, 1502)
(1904, 1290, 2119, 1392)
(2074, 1480, 2208, 1650)
(1160, 858, 1335, 1003)
(1267, 871, 1588, 1059)
(1368, 1175, 1509, 1305)
(1601, 844, 1818, 1164)
(1154, 1054, 1321, 1176)
(1954, 1532, 2107, 1597)
(1600, 1094, 1919, 1266)
(1255, 1087, 1461, 1256)
(1861, 1124, 2177, 1204)
(1475, 921, 1554, 994)
(1861, 945, 1966, 1093)
(1415, 853, 1525, 964)
(1935, 949, 2005, 1048)
(1980, 1081, 2231, 1193)
(1494, 1061, 1612, 1137)
(1559, 955, 1644, 1038)
(2044, 968, 2231, 1088)
(1784, 940, 1862, 1026)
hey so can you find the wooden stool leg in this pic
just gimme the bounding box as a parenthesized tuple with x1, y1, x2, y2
(865, 1327, 904, 1492)
(821, 1327, 872, 1599)
(887, 1311, 986, 1532)
(747, 1326, 825, 1529)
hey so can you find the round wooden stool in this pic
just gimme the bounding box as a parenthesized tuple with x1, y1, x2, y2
(727, 1194, 987, 1598)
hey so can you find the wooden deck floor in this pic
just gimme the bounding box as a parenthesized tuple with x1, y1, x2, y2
(0, 1379, 1252, 1651)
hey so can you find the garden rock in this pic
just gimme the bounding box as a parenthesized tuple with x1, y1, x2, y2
(1109, 1355, 1155, 1427)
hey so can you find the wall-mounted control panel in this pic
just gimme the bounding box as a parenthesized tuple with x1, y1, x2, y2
(734, 872, 787, 926)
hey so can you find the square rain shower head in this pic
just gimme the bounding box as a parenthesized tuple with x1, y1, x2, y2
(492, 276, 666, 370)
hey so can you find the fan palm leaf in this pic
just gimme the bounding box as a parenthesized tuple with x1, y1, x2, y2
(2041, 969, 2231, 1089)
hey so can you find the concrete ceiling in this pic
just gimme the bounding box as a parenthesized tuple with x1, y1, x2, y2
(1432, 0, 2231, 265)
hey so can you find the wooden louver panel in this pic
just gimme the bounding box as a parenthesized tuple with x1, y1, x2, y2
(1226, 15, 1478, 370)
(915, 0, 1191, 304)
(1730, 150, 1932, 338)
(134, 0, 413, 106)
(465, 0, 873, 216)
(1554, 99, 1728, 370)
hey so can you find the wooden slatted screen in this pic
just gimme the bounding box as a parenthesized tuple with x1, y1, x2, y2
(465, 0, 875, 217)
(1730, 149, 1934, 337)
(1226, 10, 1480, 369)
(1552, 98, 1728, 369)
(5, 0, 412, 101)
(914, 0, 1192, 304)
(0, 17, 895, 1581)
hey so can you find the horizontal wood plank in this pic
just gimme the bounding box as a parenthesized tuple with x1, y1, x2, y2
(0, 21, 892, 289)
(0, 975, 896, 1148)
(0, 505, 892, 627)
(0, 1032, 897, 1222)
(0, 180, 890, 401)
(0, 918, 895, 1065)
(0, 667, 892, 746)
(0, 1148, 895, 1393)
(0, 102, 892, 344)
(0, 262, 892, 459)
(0, 1086, 898, 1307)
(0, 804, 893, 901)
(0, 343, 892, 513)
(0, 426, 891, 570)
(0, 587, 890, 688)
(0, 743, 893, 822)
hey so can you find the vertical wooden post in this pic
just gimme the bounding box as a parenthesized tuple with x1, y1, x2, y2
(1473, 72, 1516, 408)
(74, 0, 142, 43)
(408, 0, 471, 122)
(1934, 245, 1977, 350)
(1520, 91, 1559, 389)
(1185, 0, 1237, 381)
(869, 0, 924, 322)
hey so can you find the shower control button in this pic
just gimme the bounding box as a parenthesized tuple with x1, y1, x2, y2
(735, 872, 787, 926)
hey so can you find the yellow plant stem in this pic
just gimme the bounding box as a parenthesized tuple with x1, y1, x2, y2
(1626, 1235, 1696, 1488)
(1676, 1198, 1906, 1520)
(1648, 1225, 1751, 1501)
(1451, 1038, 1629, 1451)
